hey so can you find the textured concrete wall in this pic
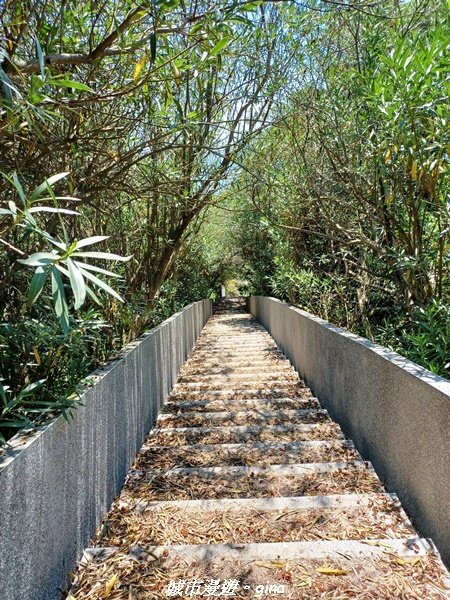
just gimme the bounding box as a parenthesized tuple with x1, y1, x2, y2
(247, 296, 450, 565)
(0, 299, 212, 600)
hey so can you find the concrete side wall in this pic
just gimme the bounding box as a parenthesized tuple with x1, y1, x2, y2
(0, 299, 212, 600)
(247, 296, 450, 564)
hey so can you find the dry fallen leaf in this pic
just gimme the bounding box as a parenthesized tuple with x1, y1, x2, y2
(393, 557, 421, 567)
(222, 513, 232, 530)
(104, 574, 118, 597)
(271, 561, 287, 568)
(255, 561, 286, 569)
(316, 567, 349, 576)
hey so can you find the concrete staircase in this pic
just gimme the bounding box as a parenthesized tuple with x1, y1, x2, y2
(69, 298, 450, 599)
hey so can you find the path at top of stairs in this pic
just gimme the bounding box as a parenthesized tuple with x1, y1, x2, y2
(67, 298, 450, 599)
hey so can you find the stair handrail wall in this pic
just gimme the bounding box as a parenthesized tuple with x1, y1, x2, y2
(0, 299, 213, 600)
(247, 296, 450, 565)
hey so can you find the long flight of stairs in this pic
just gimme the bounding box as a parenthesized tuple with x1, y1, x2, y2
(68, 298, 450, 599)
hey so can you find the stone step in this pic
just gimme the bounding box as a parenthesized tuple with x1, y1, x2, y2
(200, 338, 276, 342)
(123, 461, 383, 502)
(169, 385, 306, 401)
(77, 541, 450, 599)
(174, 383, 300, 393)
(205, 324, 258, 328)
(179, 365, 295, 378)
(190, 348, 283, 357)
(139, 459, 371, 478)
(185, 358, 292, 369)
(149, 537, 433, 564)
(175, 373, 299, 386)
(112, 493, 415, 548)
(163, 396, 318, 414)
(183, 359, 290, 374)
(146, 422, 344, 446)
(126, 543, 449, 598)
(135, 440, 358, 470)
(157, 407, 329, 428)
(194, 342, 276, 350)
(186, 356, 287, 366)
(140, 491, 399, 512)
(196, 336, 275, 340)
(190, 342, 282, 349)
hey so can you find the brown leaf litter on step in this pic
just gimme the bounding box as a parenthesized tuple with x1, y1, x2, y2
(133, 441, 359, 470)
(121, 465, 384, 502)
(98, 496, 414, 548)
(145, 423, 343, 446)
(67, 549, 450, 599)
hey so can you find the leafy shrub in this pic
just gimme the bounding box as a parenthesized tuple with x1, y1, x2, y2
(0, 309, 117, 445)
(376, 301, 450, 378)
(0, 172, 129, 445)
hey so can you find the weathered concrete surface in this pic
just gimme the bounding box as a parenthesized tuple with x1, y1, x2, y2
(0, 299, 212, 600)
(247, 295, 450, 566)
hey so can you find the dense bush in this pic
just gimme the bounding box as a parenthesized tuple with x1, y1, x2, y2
(1, 0, 448, 446)
(376, 301, 450, 377)
(227, 0, 449, 378)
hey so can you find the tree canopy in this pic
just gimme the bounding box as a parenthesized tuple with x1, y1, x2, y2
(0, 0, 449, 443)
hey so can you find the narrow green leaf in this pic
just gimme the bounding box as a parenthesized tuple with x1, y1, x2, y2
(67, 258, 86, 309)
(47, 79, 92, 92)
(240, 1, 262, 10)
(0, 67, 13, 106)
(16, 379, 46, 400)
(158, 0, 179, 9)
(30, 172, 69, 201)
(74, 261, 121, 278)
(34, 37, 45, 78)
(44, 180, 69, 247)
(28, 266, 47, 305)
(80, 269, 125, 303)
(53, 263, 69, 277)
(228, 15, 254, 27)
(85, 284, 101, 305)
(51, 267, 70, 333)
(12, 172, 26, 205)
(18, 252, 58, 267)
(75, 235, 109, 249)
(39, 231, 67, 251)
(0, 380, 7, 407)
(210, 37, 231, 57)
(28, 206, 79, 215)
(71, 251, 132, 261)
(23, 210, 37, 228)
(0, 419, 32, 429)
(32, 196, 81, 204)
(130, 9, 147, 23)
(173, 97, 184, 120)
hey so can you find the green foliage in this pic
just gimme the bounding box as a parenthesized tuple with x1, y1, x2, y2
(0, 310, 116, 445)
(0, 170, 130, 444)
(228, 0, 450, 379)
(376, 301, 450, 378)
(1, 171, 130, 332)
(1, 0, 449, 446)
